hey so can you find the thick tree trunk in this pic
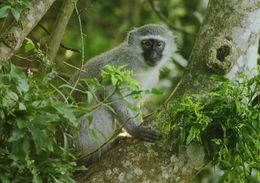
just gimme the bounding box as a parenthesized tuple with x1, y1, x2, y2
(0, 0, 56, 60)
(174, 0, 260, 98)
(80, 0, 260, 182)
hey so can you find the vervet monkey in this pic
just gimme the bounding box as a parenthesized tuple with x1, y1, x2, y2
(71, 24, 176, 160)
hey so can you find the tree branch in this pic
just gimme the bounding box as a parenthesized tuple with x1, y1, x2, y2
(38, 23, 80, 53)
(147, 0, 195, 36)
(46, 0, 78, 63)
(0, 0, 56, 61)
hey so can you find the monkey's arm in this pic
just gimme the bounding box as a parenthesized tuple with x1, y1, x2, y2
(108, 93, 161, 142)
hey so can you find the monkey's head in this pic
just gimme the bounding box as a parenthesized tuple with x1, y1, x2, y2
(127, 24, 176, 68)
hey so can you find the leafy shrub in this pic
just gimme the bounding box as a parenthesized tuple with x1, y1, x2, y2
(0, 61, 81, 183)
(162, 73, 260, 182)
(0, 0, 32, 21)
(0, 61, 145, 182)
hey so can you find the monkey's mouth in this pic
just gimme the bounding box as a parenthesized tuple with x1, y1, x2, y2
(145, 57, 161, 66)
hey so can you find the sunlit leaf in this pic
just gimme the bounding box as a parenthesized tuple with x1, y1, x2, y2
(8, 129, 25, 142)
(0, 6, 11, 18)
(25, 38, 36, 52)
(10, 8, 21, 21)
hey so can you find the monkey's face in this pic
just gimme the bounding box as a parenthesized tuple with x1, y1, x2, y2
(141, 39, 165, 66)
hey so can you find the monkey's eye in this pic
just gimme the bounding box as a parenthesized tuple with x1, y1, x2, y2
(156, 41, 164, 48)
(142, 40, 152, 48)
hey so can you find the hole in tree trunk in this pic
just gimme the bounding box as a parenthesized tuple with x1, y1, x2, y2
(216, 45, 230, 61)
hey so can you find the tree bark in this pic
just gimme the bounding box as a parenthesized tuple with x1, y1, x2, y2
(46, 0, 78, 63)
(0, 0, 56, 61)
(80, 0, 260, 182)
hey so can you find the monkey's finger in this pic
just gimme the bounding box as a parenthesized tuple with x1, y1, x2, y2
(139, 135, 157, 142)
(142, 131, 161, 141)
(143, 133, 161, 141)
(143, 128, 161, 138)
(141, 134, 161, 142)
(136, 126, 161, 142)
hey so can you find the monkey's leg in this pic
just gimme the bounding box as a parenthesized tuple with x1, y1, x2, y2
(75, 106, 115, 156)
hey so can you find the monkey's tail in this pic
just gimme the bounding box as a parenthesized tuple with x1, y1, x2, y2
(74, 136, 128, 180)
(77, 136, 128, 163)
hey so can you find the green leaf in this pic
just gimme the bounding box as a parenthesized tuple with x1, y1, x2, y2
(0, 148, 8, 155)
(210, 75, 229, 82)
(22, 138, 30, 156)
(212, 139, 222, 145)
(25, 38, 35, 52)
(21, 0, 33, 9)
(88, 128, 100, 146)
(10, 64, 29, 92)
(31, 114, 60, 125)
(186, 126, 200, 144)
(6, 90, 19, 101)
(2, 91, 18, 108)
(217, 171, 228, 183)
(244, 143, 254, 160)
(219, 159, 232, 168)
(31, 128, 53, 153)
(111, 74, 117, 86)
(8, 129, 25, 142)
(32, 169, 43, 183)
(150, 88, 164, 95)
(18, 103, 26, 110)
(74, 165, 87, 171)
(0, 175, 11, 183)
(0, 6, 11, 18)
(63, 133, 69, 160)
(17, 118, 28, 128)
(86, 91, 93, 104)
(52, 103, 77, 125)
(10, 8, 21, 21)
(125, 77, 140, 89)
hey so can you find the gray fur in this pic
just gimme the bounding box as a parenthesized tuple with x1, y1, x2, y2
(71, 24, 176, 160)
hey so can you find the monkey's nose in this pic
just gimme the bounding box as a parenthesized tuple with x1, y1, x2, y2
(150, 51, 158, 60)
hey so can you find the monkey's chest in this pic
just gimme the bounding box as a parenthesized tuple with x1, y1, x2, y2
(135, 71, 159, 91)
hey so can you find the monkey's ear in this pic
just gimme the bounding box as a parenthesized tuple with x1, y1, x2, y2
(127, 31, 134, 44)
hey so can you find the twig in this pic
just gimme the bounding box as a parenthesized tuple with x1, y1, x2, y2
(38, 23, 80, 53)
(147, 0, 195, 36)
(64, 61, 86, 72)
(14, 54, 35, 62)
(50, 83, 69, 104)
(15, 65, 71, 79)
(67, 2, 86, 99)
(143, 79, 182, 120)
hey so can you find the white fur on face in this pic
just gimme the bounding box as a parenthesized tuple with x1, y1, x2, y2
(139, 35, 166, 42)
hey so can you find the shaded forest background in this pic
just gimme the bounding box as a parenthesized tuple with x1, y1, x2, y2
(4, 0, 207, 90)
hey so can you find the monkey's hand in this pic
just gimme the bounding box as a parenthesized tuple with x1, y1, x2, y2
(132, 126, 161, 142)
(107, 93, 161, 142)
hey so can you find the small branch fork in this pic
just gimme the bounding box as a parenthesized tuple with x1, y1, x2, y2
(147, 0, 195, 36)
(46, 0, 79, 63)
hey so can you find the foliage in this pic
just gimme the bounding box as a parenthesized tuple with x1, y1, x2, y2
(0, 61, 83, 183)
(162, 73, 260, 182)
(101, 65, 141, 98)
(0, 0, 32, 21)
(0, 53, 146, 182)
(24, 38, 51, 70)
